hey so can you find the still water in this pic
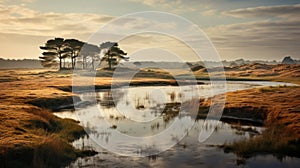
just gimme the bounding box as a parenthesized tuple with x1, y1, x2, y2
(54, 81, 299, 167)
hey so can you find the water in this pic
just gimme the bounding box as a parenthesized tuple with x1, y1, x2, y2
(54, 81, 299, 167)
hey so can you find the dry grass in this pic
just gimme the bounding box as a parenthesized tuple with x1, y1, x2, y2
(0, 68, 178, 166)
(188, 63, 300, 84)
(201, 86, 300, 158)
(224, 64, 300, 84)
(224, 124, 300, 158)
(0, 69, 97, 167)
(0, 65, 299, 165)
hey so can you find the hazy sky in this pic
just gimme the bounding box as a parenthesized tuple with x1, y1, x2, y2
(0, 0, 300, 61)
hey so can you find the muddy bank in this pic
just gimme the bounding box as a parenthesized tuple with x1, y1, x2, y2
(54, 79, 205, 93)
(26, 96, 81, 111)
(197, 106, 268, 126)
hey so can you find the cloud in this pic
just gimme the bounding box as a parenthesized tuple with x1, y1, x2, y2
(214, 4, 300, 49)
(0, 4, 117, 59)
(0, 4, 195, 60)
(0, 4, 115, 38)
(223, 4, 300, 20)
(129, 0, 198, 13)
(198, 4, 300, 60)
(21, 0, 36, 3)
(201, 9, 217, 16)
(0, 4, 178, 39)
(208, 19, 300, 47)
(205, 18, 300, 60)
(119, 33, 200, 62)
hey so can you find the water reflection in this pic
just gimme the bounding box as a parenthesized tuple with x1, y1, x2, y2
(53, 81, 299, 167)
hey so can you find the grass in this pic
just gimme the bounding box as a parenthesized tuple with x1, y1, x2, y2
(32, 135, 78, 168)
(178, 63, 300, 84)
(0, 105, 93, 167)
(257, 85, 294, 93)
(0, 69, 100, 167)
(204, 85, 300, 159)
(1, 133, 96, 168)
(0, 68, 181, 167)
(79, 67, 174, 79)
(223, 124, 300, 159)
(0, 64, 299, 166)
(161, 102, 181, 122)
(1, 128, 86, 168)
(258, 87, 275, 93)
(27, 96, 81, 111)
(54, 118, 85, 142)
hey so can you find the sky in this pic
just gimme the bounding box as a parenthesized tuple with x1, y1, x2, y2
(0, 0, 300, 62)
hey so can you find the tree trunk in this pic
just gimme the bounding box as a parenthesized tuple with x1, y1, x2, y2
(82, 56, 85, 69)
(108, 56, 112, 70)
(108, 60, 111, 69)
(59, 57, 62, 70)
(58, 47, 62, 70)
(71, 57, 74, 69)
(92, 58, 95, 70)
(73, 57, 76, 69)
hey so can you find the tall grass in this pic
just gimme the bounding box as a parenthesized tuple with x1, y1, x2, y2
(33, 135, 77, 168)
(258, 85, 294, 93)
(223, 124, 300, 158)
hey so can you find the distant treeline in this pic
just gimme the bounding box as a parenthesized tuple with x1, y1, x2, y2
(0, 56, 298, 70)
(0, 58, 42, 69)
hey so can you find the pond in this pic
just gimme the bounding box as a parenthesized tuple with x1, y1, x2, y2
(54, 81, 299, 167)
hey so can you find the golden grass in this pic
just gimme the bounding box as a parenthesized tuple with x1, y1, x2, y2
(0, 68, 178, 166)
(203, 86, 300, 158)
(0, 64, 299, 165)
(0, 69, 96, 167)
(189, 64, 300, 84)
(224, 124, 300, 158)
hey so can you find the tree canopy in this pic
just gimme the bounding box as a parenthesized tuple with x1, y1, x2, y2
(39, 38, 64, 68)
(100, 42, 128, 70)
(39, 38, 128, 70)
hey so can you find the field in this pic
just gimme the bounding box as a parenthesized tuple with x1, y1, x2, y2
(0, 63, 299, 167)
(0, 68, 179, 167)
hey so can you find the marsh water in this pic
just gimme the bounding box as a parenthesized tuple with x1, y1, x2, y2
(54, 81, 299, 167)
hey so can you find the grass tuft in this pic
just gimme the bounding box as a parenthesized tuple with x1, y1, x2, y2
(223, 124, 300, 158)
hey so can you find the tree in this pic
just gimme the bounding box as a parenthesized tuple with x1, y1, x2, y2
(64, 39, 84, 69)
(39, 38, 65, 69)
(38, 48, 58, 68)
(282, 56, 296, 64)
(80, 43, 100, 70)
(99, 42, 128, 70)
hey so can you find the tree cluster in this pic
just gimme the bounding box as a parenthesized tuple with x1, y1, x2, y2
(39, 38, 128, 70)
